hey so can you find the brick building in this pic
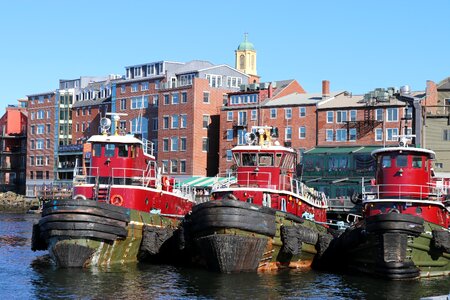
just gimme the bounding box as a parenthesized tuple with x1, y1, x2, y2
(110, 60, 250, 178)
(219, 79, 314, 174)
(317, 86, 410, 147)
(26, 91, 56, 197)
(0, 103, 27, 193)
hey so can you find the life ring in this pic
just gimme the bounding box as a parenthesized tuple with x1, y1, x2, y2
(111, 194, 124, 206)
(73, 194, 86, 201)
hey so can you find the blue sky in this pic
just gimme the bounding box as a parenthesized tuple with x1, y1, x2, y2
(0, 1, 449, 114)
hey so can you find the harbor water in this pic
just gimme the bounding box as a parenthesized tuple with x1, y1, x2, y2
(1, 213, 449, 299)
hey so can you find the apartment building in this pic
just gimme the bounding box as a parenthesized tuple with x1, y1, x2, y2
(26, 91, 56, 197)
(0, 104, 27, 193)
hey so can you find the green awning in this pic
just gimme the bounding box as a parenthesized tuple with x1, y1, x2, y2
(177, 176, 235, 188)
(304, 146, 381, 155)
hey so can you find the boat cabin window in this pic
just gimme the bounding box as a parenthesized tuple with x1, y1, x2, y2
(117, 145, 129, 157)
(130, 145, 136, 158)
(233, 152, 241, 166)
(105, 144, 115, 157)
(282, 153, 295, 169)
(258, 153, 274, 166)
(381, 156, 391, 168)
(242, 153, 257, 166)
(93, 143, 102, 157)
(275, 153, 283, 167)
(412, 156, 422, 168)
(396, 155, 407, 167)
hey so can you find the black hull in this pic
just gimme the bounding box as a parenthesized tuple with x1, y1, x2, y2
(316, 213, 450, 279)
(31, 199, 182, 268)
(184, 199, 330, 273)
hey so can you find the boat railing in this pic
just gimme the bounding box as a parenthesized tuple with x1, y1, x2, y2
(215, 171, 277, 189)
(73, 166, 100, 185)
(141, 138, 154, 157)
(288, 176, 328, 207)
(363, 183, 446, 201)
(112, 167, 157, 186)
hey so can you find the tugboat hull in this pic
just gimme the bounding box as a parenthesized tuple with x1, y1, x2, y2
(185, 199, 331, 273)
(32, 199, 181, 267)
(319, 213, 450, 279)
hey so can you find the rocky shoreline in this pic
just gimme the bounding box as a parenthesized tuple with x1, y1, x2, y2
(0, 192, 40, 213)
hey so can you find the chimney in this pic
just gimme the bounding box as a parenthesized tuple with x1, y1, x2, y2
(322, 80, 330, 99)
(268, 82, 273, 98)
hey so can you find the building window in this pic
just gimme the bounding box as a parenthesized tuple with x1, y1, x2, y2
(180, 137, 187, 151)
(227, 111, 233, 121)
(326, 129, 333, 141)
(120, 99, 127, 110)
(141, 82, 149, 91)
(162, 160, 168, 174)
(36, 139, 44, 150)
(130, 117, 148, 140)
(46, 139, 50, 149)
(181, 92, 187, 103)
(162, 138, 169, 152)
(46, 124, 51, 133)
(443, 129, 450, 141)
(171, 137, 179, 151)
(37, 110, 44, 119)
(387, 108, 398, 122)
(405, 106, 413, 120)
(238, 111, 247, 126)
(172, 93, 179, 104)
(30, 156, 34, 166)
(237, 129, 246, 145)
(226, 129, 233, 141)
(299, 107, 306, 117)
(336, 129, 347, 141)
(206, 74, 222, 87)
(251, 109, 257, 120)
(435, 162, 444, 169)
(327, 111, 334, 123)
(45, 156, 50, 166)
(203, 115, 209, 129)
(376, 109, 383, 121)
(336, 111, 348, 123)
(164, 94, 169, 105)
(171, 115, 179, 128)
(226, 150, 232, 161)
(180, 160, 186, 173)
(180, 115, 187, 128)
(152, 118, 158, 131)
(202, 137, 208, 152)
(170, 159, 178, 174)
(36, 156, 43, 166)
(375, 128, 383, 141)
(285, 126, 292, 140)
(30, 125, 35, 135)
(350, 110, 357, 121)
(349, 128, 357, 141)
(270, 108, 277, 119)
(285, 108, 292, 119)
(37, 125, 44, 134)
(131, 96, 148, 109)
(227, 76, 242, 88)
(203, 92, 210, 103)
(386, 128, 399, 141)
(131, 83, 138, 92)
(152, 95, 159, 106)
(163, 116, 169, 129)
(299, 126, 306, 139)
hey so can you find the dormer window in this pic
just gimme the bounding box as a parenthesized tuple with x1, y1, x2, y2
(134, 67, 142, 78)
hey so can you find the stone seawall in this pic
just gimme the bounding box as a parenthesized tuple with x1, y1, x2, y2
(0, 192, 40, 212)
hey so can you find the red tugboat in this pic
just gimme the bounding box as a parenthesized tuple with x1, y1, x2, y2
(32, 113, 196, 267)
(317, 136, 450, 279)
(184, 126, 332, 273)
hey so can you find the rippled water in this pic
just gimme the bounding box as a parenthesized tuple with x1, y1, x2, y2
(0, 213, 448, 299)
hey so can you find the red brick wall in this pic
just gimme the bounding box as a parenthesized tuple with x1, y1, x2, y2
(26, 93, 56, 181)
